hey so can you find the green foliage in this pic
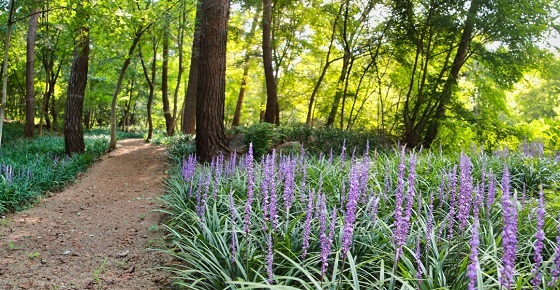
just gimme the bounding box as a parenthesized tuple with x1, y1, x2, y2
(162, 145, 560, 289)
(279, 124, 392, 156)
(243, 122, 282, 159)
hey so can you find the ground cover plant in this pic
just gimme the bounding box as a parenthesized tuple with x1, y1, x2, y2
(0, 125, 139, 214)
(163, 141, 560, 289)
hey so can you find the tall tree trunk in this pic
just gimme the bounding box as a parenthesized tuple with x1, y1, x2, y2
(196, 0, 230, 163)
(262, 0, 279, 125)
(25, 4, 40, 138)
(109, 25, 151, 150)
(232, 8, 260, 127)
(64, 25, 89, 154)
(182, 5, 201, 135)
(162, 16, 174, 136)
(0, 0, 15, 147)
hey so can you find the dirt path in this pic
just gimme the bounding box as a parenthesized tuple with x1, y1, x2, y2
(0, 139, 175, 290)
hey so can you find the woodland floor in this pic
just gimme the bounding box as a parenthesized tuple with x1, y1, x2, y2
(0, 139, 177, 289)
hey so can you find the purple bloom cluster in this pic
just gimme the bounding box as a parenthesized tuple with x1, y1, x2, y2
(341, 160, 364, 260)
(531, 187, 545, 288)
(318, 194, 334, 280)
(301, 189, 315, 258)
(500, 165, 517, 290)
(281, 157, 296, 213)
(467, 219, 480, 290)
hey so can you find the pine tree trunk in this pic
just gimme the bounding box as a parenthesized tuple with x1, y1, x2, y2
(64, 26, 89, 154)
(196, 0, 230, 163)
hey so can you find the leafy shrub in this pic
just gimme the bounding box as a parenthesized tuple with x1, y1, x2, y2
(166, 134, 196, 163)
(279, 123, 394, 156)
(244, 122, 282, 159)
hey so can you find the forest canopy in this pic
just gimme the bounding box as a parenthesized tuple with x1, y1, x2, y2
(1, 0, 559, 152)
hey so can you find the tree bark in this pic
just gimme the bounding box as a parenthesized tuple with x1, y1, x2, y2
(0, 0, 15, 147)
(25, 4, 40, 138)
(64, 25, 89, 154)
(232, 8, 260, 127)
(262, 0, 279, 125)
(182, 5, 201, 135)
(196, 0, 230, 163)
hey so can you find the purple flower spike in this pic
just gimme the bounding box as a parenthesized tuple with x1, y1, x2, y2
(467, 219, 480, 290)
(458, 153, 473, 230)
(301, 189, 315, 258)
(500, 165, 517, 290)
(229, 190, 237, 262)
(486, 172, 496, 212)
(244, 143, 255, 236)
(341, 162, 362, 260)
(532, 187, 545, 288)
(393, 147, 407, 259)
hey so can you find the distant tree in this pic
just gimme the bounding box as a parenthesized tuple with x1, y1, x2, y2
(0, 0, 15, 147)
(195, 0, 230, 162)
(25, 3, 40, 138)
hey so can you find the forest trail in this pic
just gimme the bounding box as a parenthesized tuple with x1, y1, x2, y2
(0, 139, 175, 290)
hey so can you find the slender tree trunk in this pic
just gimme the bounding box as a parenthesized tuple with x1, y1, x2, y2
(182, 5, 201, 135)
(306, 2, 344, 126)
(0, 0, 15, 147)
(172, 1, 187, 133)
(139, 40, 157, 141)
(109, 25, 151, 150)
(262, 0, 279, 125)
(64, 25, 89, 154)
(25, 4, 40, 138)
(232, 9, 260, 127)
(196, 0, 230, 163)
(161, 16, 174, 136)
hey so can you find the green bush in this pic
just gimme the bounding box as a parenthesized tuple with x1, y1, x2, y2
(244, 122, 282, 159)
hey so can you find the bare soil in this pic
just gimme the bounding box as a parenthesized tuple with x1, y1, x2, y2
(0, 139, 176, 289)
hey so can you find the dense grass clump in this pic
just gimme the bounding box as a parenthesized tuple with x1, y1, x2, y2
(0, 126, 133, 213)
(162, 144, 560, 289)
